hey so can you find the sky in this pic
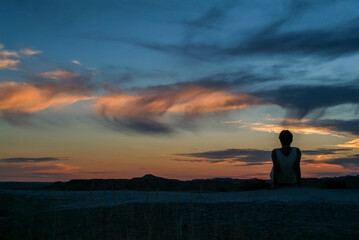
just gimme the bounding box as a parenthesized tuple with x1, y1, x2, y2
(1, 0, 359, 181)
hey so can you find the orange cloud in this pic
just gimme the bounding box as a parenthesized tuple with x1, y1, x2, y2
(337, 139, 359, 148)
(53, 163, 80, 172)
(41, 70, 79, 80)
(95, 84, 259, 133)
(96, 85, 259, 118)
(238, 122, 340, 136)
(0, 44, 41, 70)
(20, 48, 42, 55)
(0, 81, 92, 114)
(0, 59, 19, 70)
(0, 50, 19, 58)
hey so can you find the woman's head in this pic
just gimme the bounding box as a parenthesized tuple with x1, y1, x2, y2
(279, 130, 293, 146)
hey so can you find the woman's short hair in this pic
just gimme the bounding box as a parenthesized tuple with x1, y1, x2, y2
(279, 130, 293, 145)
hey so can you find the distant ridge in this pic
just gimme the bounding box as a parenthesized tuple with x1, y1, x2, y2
(44, 174, 359, 192)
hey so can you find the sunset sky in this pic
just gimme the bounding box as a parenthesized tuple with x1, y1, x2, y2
(1, 0, 359, 181)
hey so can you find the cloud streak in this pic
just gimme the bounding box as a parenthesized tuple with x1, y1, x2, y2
(91, 14, 359, 61)
(0, 81, 93, 116)
(20, 48, 42, 55)
(173, 147, 358, 169)
(0, 157, 68, 163)
(173, 148, 271, 166)
(255, 85, 359, 119)
(323, 154, 359, 168)
(96, 81, 259, 134)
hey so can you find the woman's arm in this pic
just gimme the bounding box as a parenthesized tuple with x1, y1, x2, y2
(271, 149, 280, 188)
(293, 148, 302, 186)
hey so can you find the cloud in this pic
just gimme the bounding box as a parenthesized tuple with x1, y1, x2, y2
(0, 157, 68, 163)
(301, 148, 352, 156)
(337, 139, 359, 148)
(0, 44, 41, 70)
(72, 60, 81, 65)
(173, 147, 358, 169)
(0, 44, 20, 69)
(184, 7, 226, 30)
(20, 48, 42, 55)
(240, 121, 338, 136)
(0, 161, 78, 181)
(255, 85, 359, 119)
(0, 69, 95, 125)
(309, 119, 359, 137)
(172, 148, 271, 166)
(237, 117, 359, 139)
(40, 70, 79, 80)
(227, 18, 359, 58)
(0, 58, 19, 70)
(91, 13, 359, 62)
(323, 154, 359, 168)
(95, 81, 259, 134)
(0, 81, 93, 116)
(0, 50, 19, 58)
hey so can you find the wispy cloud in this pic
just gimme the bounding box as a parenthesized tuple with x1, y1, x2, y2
(234, 117, 359, 138)
(323, 154, 359, 168)
(255, 85, 359, 119)
(0, 50, 19, 58)
(0, 157, 68, 163)
(20, 48, 42, 55)
(96, 81, 259, 134)
(172, 148, 271, 166)
(41, 70, 79, 80)
(302, 148, 352, 156)
(304, 154, 359, 169)
(0, 58, 19, 70)
(0, 44, 19, 70)
(173, 147, 357, 169)
(237, 121, 339, 136)
(0, 161, 78, 181)
(72, 60, 81, 65)
(0, 44, 41, 70)
(90, 12, 359, 61)
(337, 139, 359, 148)
(0, 81, 93, 116)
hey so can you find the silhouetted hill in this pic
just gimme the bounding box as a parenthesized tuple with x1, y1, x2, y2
(44, 174, 359, 192)
(0, 182, 52, 190)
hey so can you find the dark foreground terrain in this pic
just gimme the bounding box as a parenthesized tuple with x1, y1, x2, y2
(1, 191, 358, 240)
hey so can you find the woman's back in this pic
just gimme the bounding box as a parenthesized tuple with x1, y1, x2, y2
(276, 147, 297, 184)
(270, 130, 302, 188)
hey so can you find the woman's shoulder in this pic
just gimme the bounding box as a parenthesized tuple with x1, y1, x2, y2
(271, 148, 280, 153)
(293, 147, 302, 154)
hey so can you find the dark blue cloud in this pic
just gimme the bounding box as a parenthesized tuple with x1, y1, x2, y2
(98, 15, 359, 61)
(302, 148, 352, 156)
(0, 157, 68, 163)
(99, 116, 174, 135)
(173, 148, 272, 166)
(309, 119, 359, 136)
(323, 154, 359, 168)
(228, 19, 359, 57)
(174, 147, 356, 166)
(255, 85, 359, 119)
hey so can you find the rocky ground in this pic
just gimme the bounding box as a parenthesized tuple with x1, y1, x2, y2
(1, 188, 358, 240)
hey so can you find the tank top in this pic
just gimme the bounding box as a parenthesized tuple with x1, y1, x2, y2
(275, 147, 297, 184)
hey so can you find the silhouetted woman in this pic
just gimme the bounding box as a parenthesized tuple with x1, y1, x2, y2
(270, 130, 301, 189)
